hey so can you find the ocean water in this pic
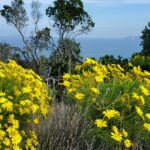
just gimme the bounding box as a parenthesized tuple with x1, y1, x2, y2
(0, 36, 141, 59)
(77, 37, 141, 59)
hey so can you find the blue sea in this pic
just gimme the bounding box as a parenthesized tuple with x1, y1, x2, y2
(0, 36, 141, 59)
(77, 37, 141, 59)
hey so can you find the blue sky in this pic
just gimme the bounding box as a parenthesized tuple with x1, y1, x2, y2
(0, 0, 150, 38)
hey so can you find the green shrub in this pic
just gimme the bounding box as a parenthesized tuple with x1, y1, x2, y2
(131, 54, 150, 71)
(0, 60, 50, 149)
(62, 58, 150, 150)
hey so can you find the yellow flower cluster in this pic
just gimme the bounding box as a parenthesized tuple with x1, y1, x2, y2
(0, 60, 50, 149)
(75, 92, 85, 101)
(111, 126, 132, 148)
(111, 126, 122, 142)
(25, 131, 38, 150)
(140, 85, 149, 96)
(91, 87, 100, 94)
(63, 58, 150, 149)
(132, 92, 145, 105)
(135, 106, 144, 119)
(95, 109, 131, 148)
(62, 58, 108, 103)
(143, 123, 150, 131)
(95, 119, 107, 128)
(103, 109, 120, 119)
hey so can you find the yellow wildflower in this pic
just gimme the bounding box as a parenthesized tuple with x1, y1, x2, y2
(138, 96, 145, 105)
(3, 137, 10, 146)
(0, 92, 6, 97)
(2, 101, 13, 111)
(111, 131, 122, 142)
(63, 81, 71, 87)
(91, 87, 100, 94)
(145, 113, 150, 119)
(121, 129, 128, 138)
(124, 139, 132, 148)
(0, 97, 7, 103)
(12, 145, 21, 150)
(0, 71, 5, 78)
(135, 106, 144, 119)
(95, 76, 104, 83)
(14, 90, 21, 96)
(133, 66, 142, 75)
(103, 109, 120, 119)
(95, 119, 107, 128)
(75, 92, 85, 101)
(67, 88, 76, 93)
(63, 73, 71, 79)
(140, 85, 149, 96)
(84, 58, 97, 65)
(82, 71, 91, 77)
(6, 127, 22, 145)
(112, 126, 119, 133)
(22, 87, 32, 94)
(144, 123, 150, 131)
(33, 118, 39, 124)
(132, 92, 145, 105)
(20, 100, 32, 106)
(32, 104, 39, 113)
(117, 64, 124, 71)
(0, 130, 6, 140)
(75, 65, 82, 71)
(26, 138, 32, 148)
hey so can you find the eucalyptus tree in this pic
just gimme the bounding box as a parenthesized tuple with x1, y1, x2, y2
(46, 0, 95, 40)
(46, 0, 95, 80)
(1, 0, 51, 75)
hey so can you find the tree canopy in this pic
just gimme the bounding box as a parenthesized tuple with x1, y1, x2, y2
(0, 0, 51, 75)
(140, 22, 150, 56)
(46, 0, 95, 40)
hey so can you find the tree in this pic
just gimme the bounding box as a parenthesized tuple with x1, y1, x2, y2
(46, 0, 95, 40)
(0, 0, 51, 75)
(46, 0, 94, 80)
(0, 43, 21, 62)
(49, 39, 82, 78)
(99, 55, 117, 65)
(140, 22, 150, 56)
(46, 38, 82, 101)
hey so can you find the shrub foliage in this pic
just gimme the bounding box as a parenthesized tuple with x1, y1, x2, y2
(63, 58, 150, 149)
(0, 60, 50, 149)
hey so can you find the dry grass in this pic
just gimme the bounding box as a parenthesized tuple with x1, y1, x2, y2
(34, 102, 95, 150)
